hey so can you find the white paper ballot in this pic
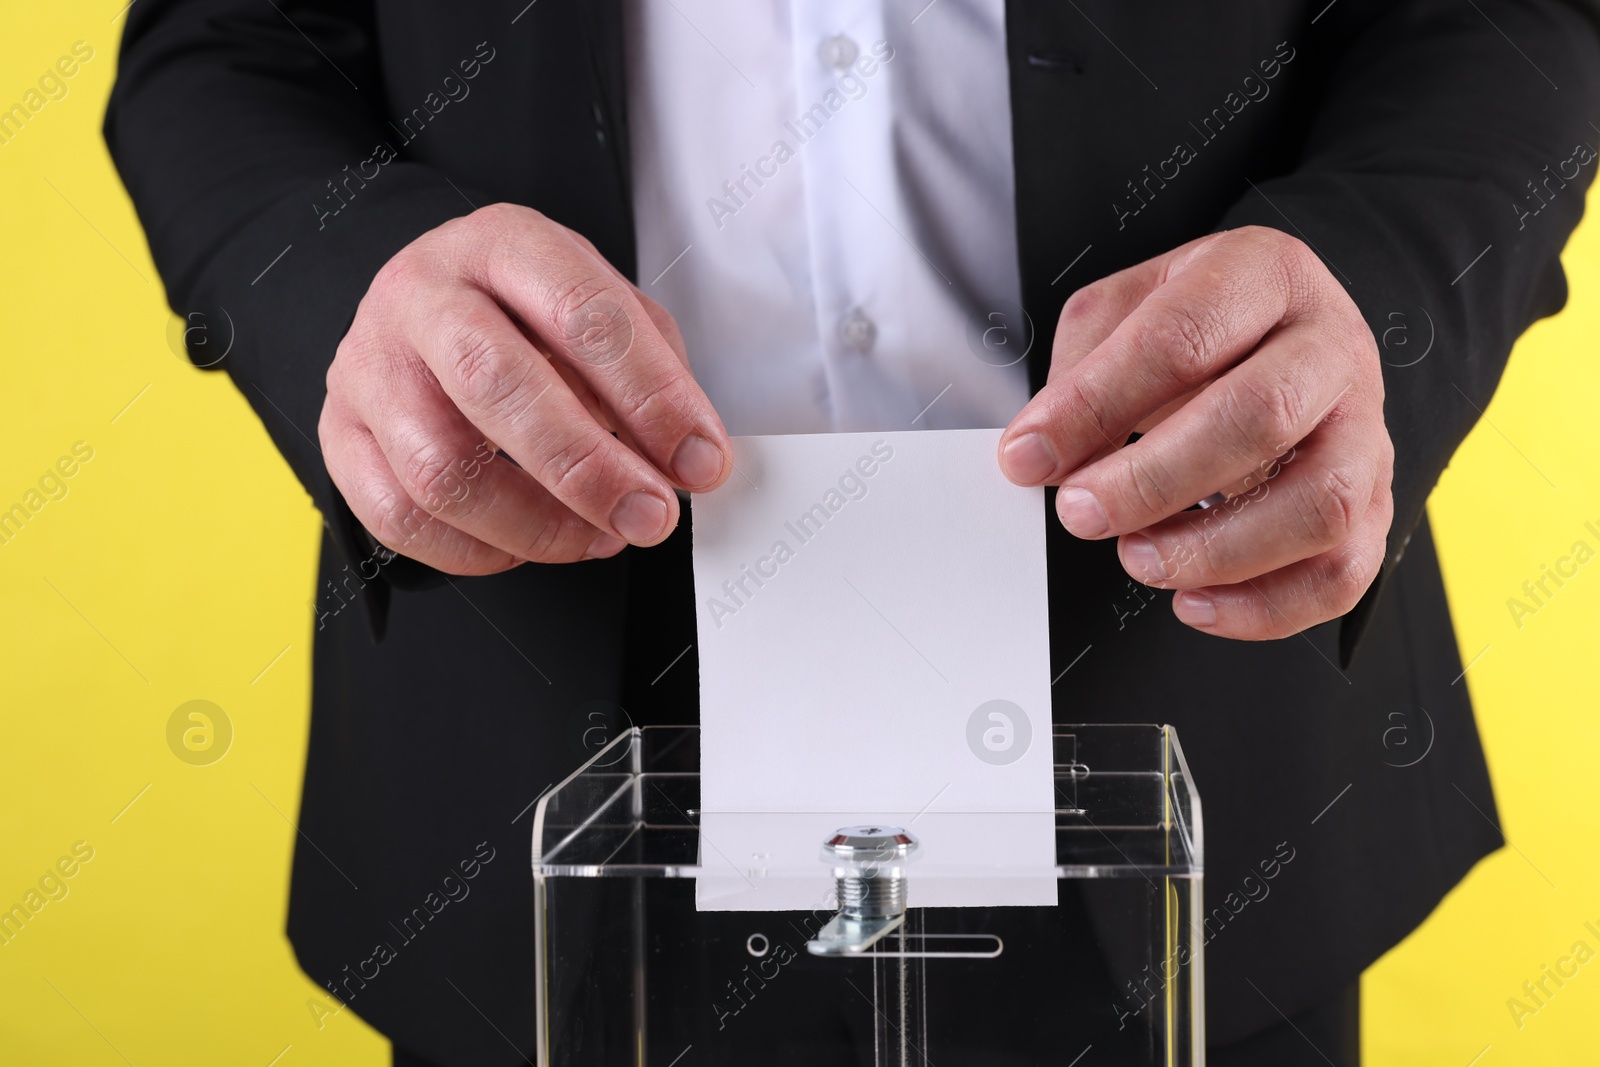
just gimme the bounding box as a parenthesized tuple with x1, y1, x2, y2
(691, 428, 1057, 910)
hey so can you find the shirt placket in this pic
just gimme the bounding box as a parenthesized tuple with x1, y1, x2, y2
(790, 0, 893, 431)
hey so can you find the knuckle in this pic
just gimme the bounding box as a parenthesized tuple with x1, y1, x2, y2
(1281, 235, 1323, 280)
(521, 513, 586, 563)
(1249, 223, 1294, 257)
(1326, 310, 1382, 382)
(1234, 224, 1281, 248)
(1228, 585, 1296, 640)
(521, 517, 567, 562)
(564, 300, 634, 366)
(316, 402, 339, 456)
(1324, 541, 1381, 616)
(332, 314, 393, 378)
(368, 485, 433, 554)
(448, 202, 521, 246)
(1348, 314, 1381, 365)
(1144, 303, 1220, 383)
(1243, 224, 1303, 267)
(538, 430, 615, 505)
(373, 245, 429, 296)
(472, 201, 522, 228)
(1220, 372, 1303, 455)
(1291, 467, 1361, 547)
(439, 207, 511, 277)
(1375, 433, 1397, 489)
(1183, 506, 1233, 576)
(330, 327, 362, 367)
(1365, 355, 1387, 408)
(1060, 374, 1119, 448)
(442, 316, 532, 416)
(549, 272, 629, 354)
(326, 345, 352, 394)
(1121, 451, 1181, 517)
(1059, 284, 1103, 326)
(1279, 241, 1331, 307)
(612, 378, 689, 439)
(398, 441, 468, 515)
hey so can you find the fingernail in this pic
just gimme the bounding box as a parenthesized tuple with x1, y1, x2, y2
(1174, 591, 1217, 627)
(671, 434, 725, 489)
(1001, 433, 1057, 485)
(1056, 486, 1109, 538)
(583, 532, 626, 560)
(1122, 535, 1171, 584)
(610, 491, 671, 544)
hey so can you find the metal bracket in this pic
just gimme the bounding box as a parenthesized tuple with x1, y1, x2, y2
(804, 825, 1002, 960)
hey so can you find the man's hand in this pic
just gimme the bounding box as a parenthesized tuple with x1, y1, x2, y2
(319, 203, 732, 574)
(999, 226, 1394, 640)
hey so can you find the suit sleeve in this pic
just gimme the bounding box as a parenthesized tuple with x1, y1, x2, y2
(1210, 0, 1600, 664)
(104, 0, 475, 624)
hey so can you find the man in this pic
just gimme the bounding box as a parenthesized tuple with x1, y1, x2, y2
(106, 1, 1598, 1063)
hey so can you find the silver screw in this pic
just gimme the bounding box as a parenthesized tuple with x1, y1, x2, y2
(823, 825, 918, 919)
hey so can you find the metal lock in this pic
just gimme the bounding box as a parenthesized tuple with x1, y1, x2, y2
(806, 825, 918, 956)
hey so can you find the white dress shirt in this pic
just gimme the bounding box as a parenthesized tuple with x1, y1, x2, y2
(624, 0, 1028, 435)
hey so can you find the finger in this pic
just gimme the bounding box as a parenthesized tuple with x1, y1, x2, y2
(346, 351, 625, 564)
(566, 229, 693, 372)
(635, 287, 692, 371)
(319, 399, 521, 575)
(407, 287, 682, 546)
(1000, 229, 1321, 486)
(1114, 422, 1388, 590)
(1040, 236, 1223, 448)
(1056, 319, 1363, 539)
(995, 261, 1159, 481)
(1047, 256, 1166, 379)
(544, 351, 615, 432)
(1166, 503, 1390, 640)
(480, 219, 731, 491)
(531, 294, 682, 431)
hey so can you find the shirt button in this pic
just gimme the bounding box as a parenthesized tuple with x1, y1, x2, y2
(838, 309, 877, 354)
(818, 34, 860, 70)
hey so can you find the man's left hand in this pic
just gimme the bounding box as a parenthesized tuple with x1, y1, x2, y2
(999, 226, 1394, 640)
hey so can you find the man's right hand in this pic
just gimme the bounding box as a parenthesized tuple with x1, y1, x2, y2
(318, 203, 732, 574)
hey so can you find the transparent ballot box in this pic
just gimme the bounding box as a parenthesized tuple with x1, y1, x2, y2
(532, 724, 1204, 1066)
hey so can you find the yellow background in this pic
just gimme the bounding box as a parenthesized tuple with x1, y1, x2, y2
(1, 6, 1596, 1065)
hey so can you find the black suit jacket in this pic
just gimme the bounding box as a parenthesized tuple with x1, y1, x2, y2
(107, 0, 1599, 1060)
